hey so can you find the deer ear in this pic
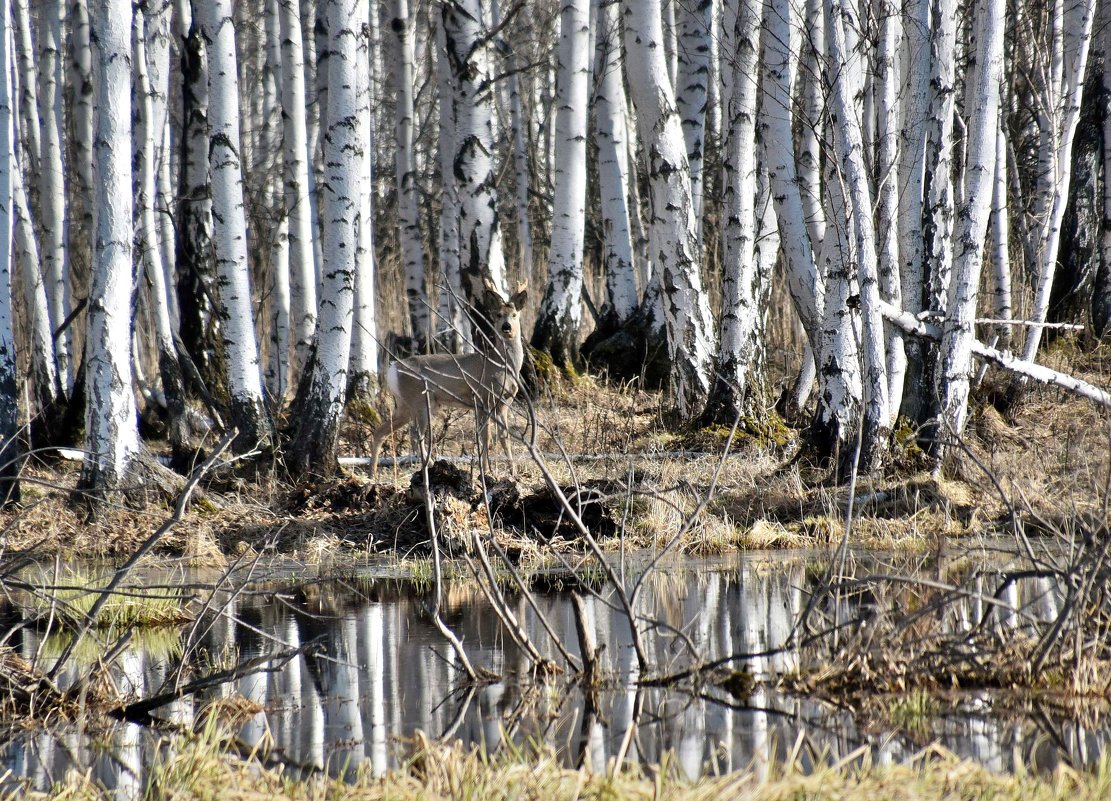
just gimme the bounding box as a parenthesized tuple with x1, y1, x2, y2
(510, 289, 527, 310)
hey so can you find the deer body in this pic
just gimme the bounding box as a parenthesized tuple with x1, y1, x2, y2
(370, 289, 527, 477)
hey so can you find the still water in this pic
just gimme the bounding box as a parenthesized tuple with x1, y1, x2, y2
(1, 548, 1107, 796)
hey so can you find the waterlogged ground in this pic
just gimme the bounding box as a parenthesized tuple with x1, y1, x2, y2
(1, 547, 1108, 798)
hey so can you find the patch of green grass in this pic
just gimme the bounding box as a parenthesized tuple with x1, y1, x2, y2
(886, 689, 937, 736)
(22, 568, 192, 630)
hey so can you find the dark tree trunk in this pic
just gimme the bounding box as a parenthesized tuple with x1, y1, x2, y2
(1052, 61, 1105, 337)
(175, 20, 225, 403)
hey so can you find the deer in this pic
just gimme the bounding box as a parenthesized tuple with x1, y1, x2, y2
(370, 284, 528, 479)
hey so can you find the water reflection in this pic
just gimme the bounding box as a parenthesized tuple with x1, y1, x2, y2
(1, 551, 1108, 795)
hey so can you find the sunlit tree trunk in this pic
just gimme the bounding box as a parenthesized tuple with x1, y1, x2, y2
(532, 0, 590, 370)
(288, 0, 362, 477)
(676, 0, 710, 246)
(388, 0, 431, 349)
(12, 0, 38, 180)
(990, 117, 1013, 347)
(199, 0, 272, 452)
(1023, 0, 1097, 360)
(68, 0, 95, 289)
(278, 0, 318, 373)
(702, 0, 760, 425)
(39, 0, 70, 393)
(14, 162, 57, 417)
(134, 7, 187, 460)
(590, 0, 636, 336)
(762, 0, 821, 344)
(826, 0, 889, 468)
(349, 0, 378, 398)
(937, 0, 1003, 439)
(0, 0, 18, 504)
(263, 0, 290, 408)
(176, 14, 222, 398)
(623, 0, 715, 416)
(144, 0, 175, 310)
(80, 0, 139, 499)
(442, 0, 507, 309)
(875, 0, 904, 421)
(897, 0, 930, 420)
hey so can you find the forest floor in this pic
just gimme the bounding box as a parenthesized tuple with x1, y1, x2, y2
(3, 336, 1110, 565)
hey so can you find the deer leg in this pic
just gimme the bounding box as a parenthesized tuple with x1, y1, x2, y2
(495, 403, 516, 478)
(370, 405, 412, 478)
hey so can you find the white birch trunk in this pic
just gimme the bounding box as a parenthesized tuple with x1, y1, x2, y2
(82, 0, 139, 494)
(826, 0, 890, 462)
(199, 0, 272, 451)
(349, 0, 378, 395)
(69, 0, 95, 277)
(0, 0, 17, 501)
(937, 0, 1003, 438)
(278, 0, 318, 373)
(703, 0, 760, 422)
(593, 0, 637, 327)
(442, 0, 506, 304)
(875, 0, 904, 420)
(761, 0, 821, 343)
(623, 0, 715, 415)
(388, 0, 430, 348)
(923, 0, 957, 316)
(11, 0, 38, 178)
(13, 162, 56, 413)
(533, 0, 590, 368)
(1023, 0, 1096, 360)
(264, 0, 290, 406)
(676, 0, 711, 244)
(144, 0, 175, 302)
(990, 117, 1012, 348)
(798, 0, 825, 250)
(39, 0, 70, 392)
(289, 0, 362, 475)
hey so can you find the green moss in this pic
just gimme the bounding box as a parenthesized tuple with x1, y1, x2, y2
(345, 397, 382, 429)
(692, 412, 794, 451)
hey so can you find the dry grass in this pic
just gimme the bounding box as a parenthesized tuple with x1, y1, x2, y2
(1, 353, 1108, 562)
(17, 728, 1111, 801)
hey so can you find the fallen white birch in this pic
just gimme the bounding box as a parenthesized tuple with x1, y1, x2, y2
(879, 301, 1111, 409)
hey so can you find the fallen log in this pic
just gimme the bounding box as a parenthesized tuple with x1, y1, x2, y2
(879, 301, 1111, 409)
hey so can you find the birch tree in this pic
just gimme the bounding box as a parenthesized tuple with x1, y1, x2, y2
(936, 0, 1004, 440)
(80, 0, 139, 499)
(288, 0, 362, 476)
(1023, 0, 1097, 361)
(199, 0, 273, 452)
(623, 0, 716, 416)
(433, 14, 465, 348)
(532, 0, 590, 370)
(0, 0, 17, 504)
(348, 0, 378, 398)
(176, 16, 223, 398)
(388, 0, 431, 350)
(442, 0, 507, 310)
(702, 0, 761, 424)
(39, 0, 70, 392)
(134, 7, 187, 460)
(589, 0, 637, 339)
(68, 0, 95, 279)
(278, 0, 318, 373)
(675, 0, 711, 245)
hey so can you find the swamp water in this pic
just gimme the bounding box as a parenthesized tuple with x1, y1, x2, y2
(1, 548, 1107, 797)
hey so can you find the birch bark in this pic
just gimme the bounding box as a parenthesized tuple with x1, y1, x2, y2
(199, 0, 273, 452)
(81, 0, 140, 498)
(532, 0, 590, 370)
(289, 0, 362, 476)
